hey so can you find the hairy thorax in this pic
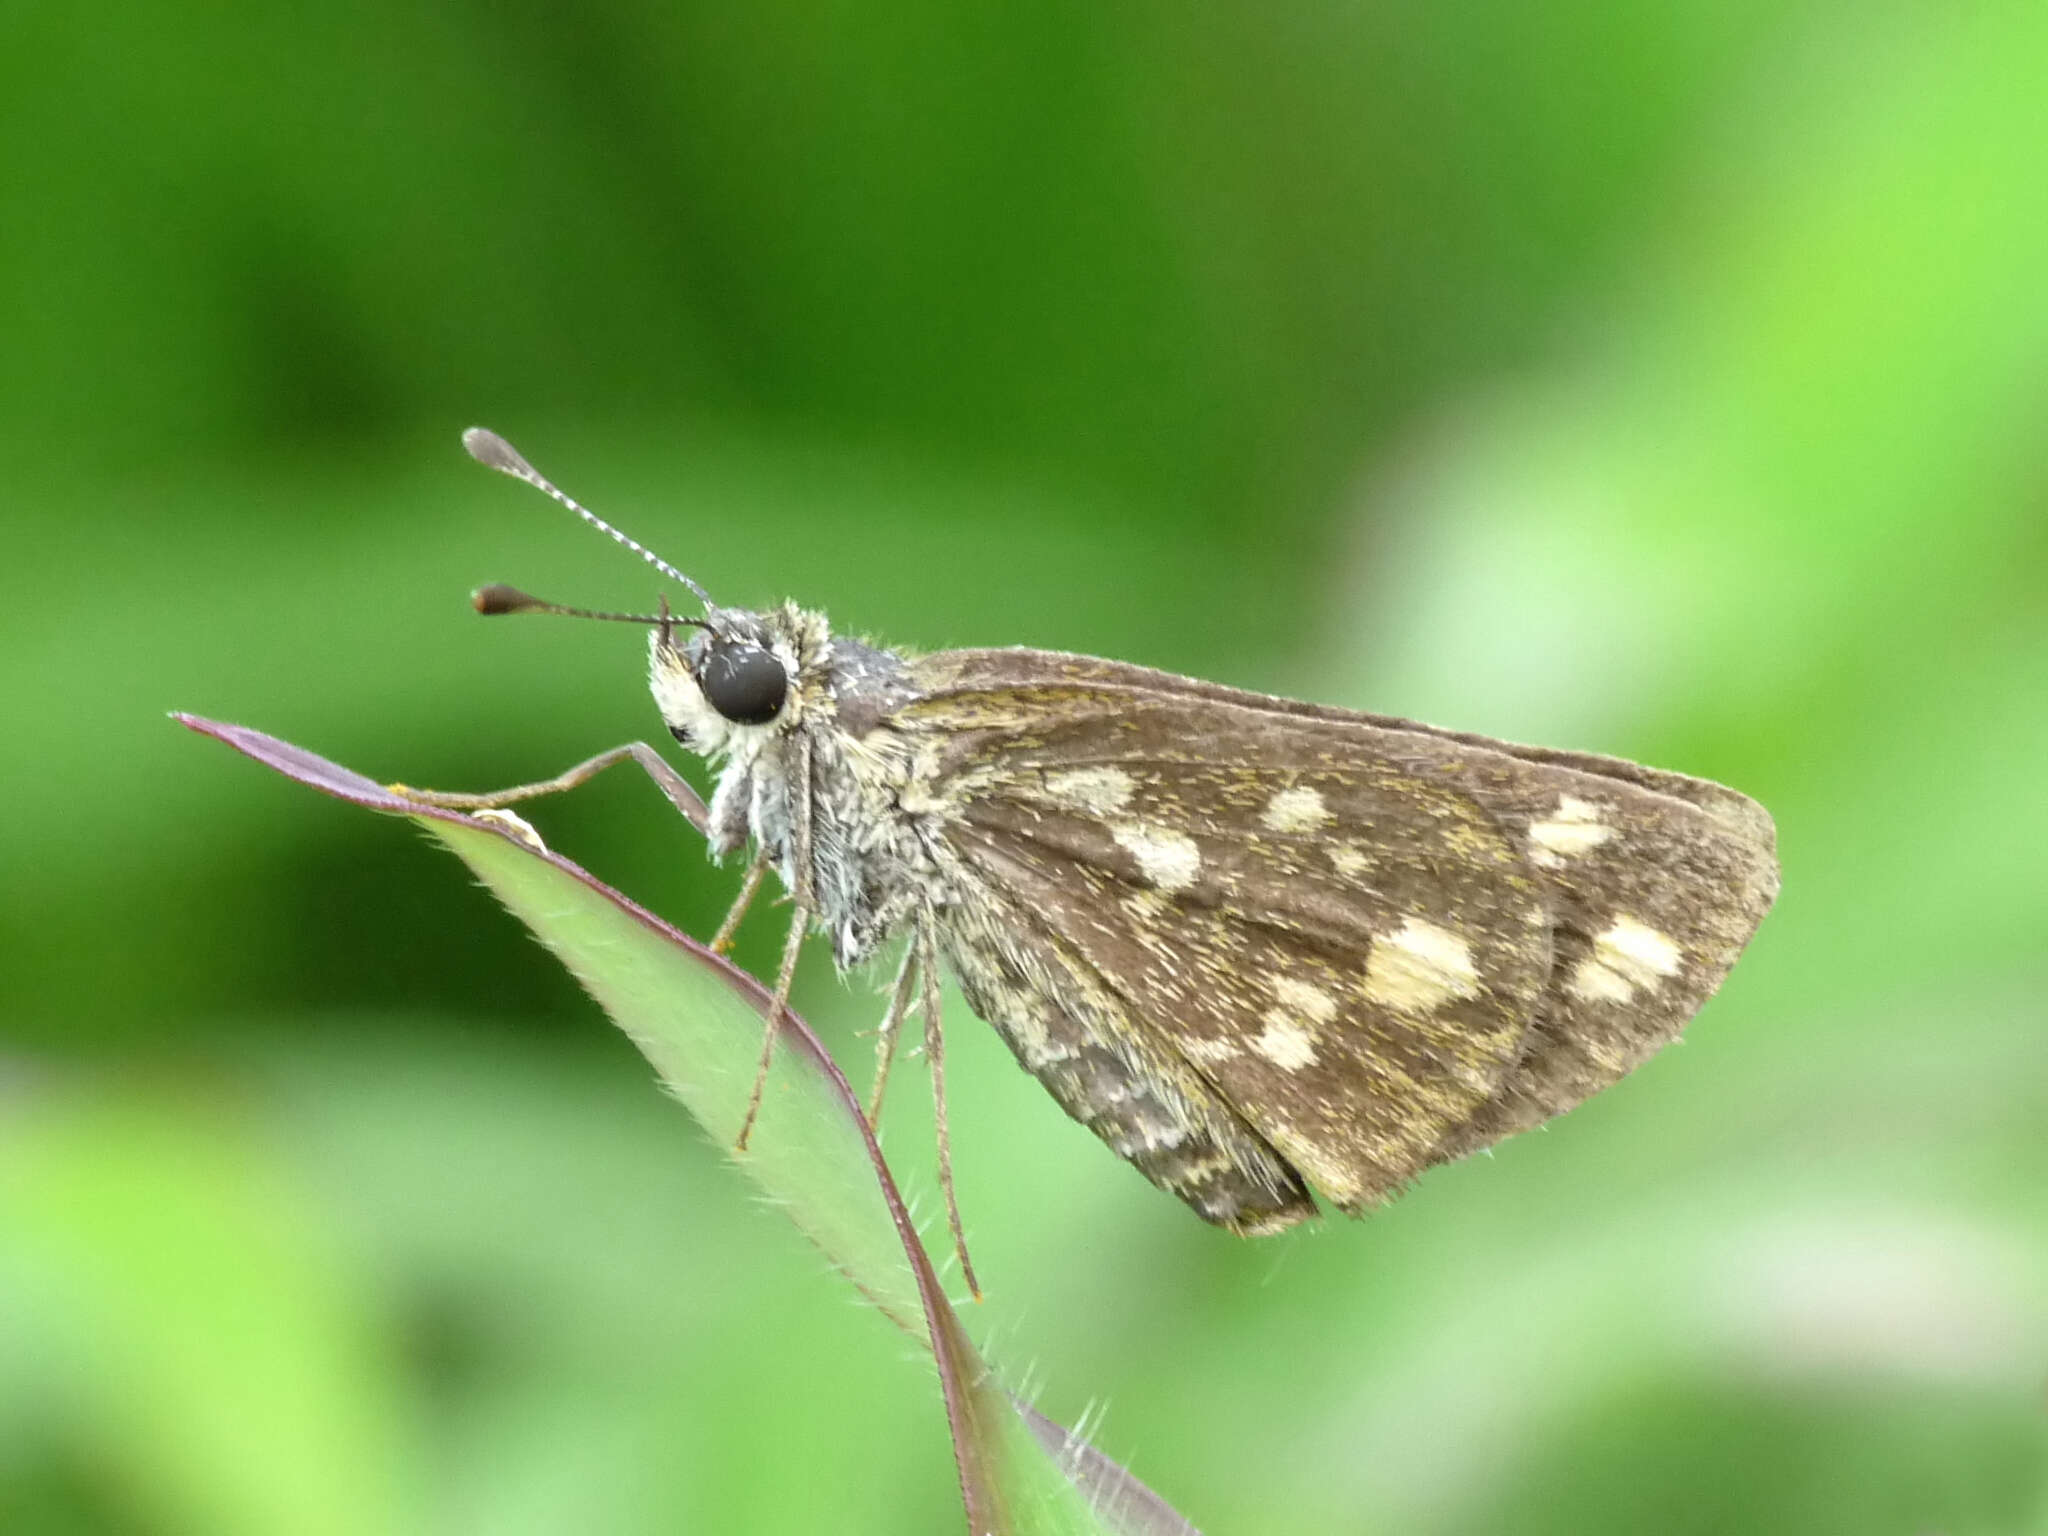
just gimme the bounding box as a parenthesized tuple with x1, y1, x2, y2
(674, 612, 950, 970)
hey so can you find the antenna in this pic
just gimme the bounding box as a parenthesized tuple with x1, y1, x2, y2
(463, 428, 715, 610)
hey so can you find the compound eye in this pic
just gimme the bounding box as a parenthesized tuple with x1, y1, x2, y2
(698, 643, 788, 725)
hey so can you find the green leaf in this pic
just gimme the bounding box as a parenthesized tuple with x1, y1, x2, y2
(178, 714, 1194, 1536)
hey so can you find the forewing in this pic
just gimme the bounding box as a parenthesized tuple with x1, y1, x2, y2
(897, 648, 1778, 1211)
(896, 664, 1553, 1211)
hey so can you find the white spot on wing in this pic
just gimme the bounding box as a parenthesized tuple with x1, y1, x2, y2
(1261, 785, 1332, 834)
(1566, 957, 1637, 1004)
(1269, 973, 1339, 1025)
(1254, 1018, 1318, 1070)
(1363, 917, 1480, 1013)
(1567, 914, 1685, 1004)
(1180, 1036, 1242, 1065)
(1328, 842, 1374, 879)
(1112, 822, 1202, 892)
(1529, 795, 1614, 868)
(1604, 915, 1683, 977)
(1042, 765, 1135, 817)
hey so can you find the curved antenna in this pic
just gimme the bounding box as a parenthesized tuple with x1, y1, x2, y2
(463, 428, 715, 610)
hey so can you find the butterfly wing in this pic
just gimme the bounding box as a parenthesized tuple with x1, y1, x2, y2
(890, 648, 1778, 1226)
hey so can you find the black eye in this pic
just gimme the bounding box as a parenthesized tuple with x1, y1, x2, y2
(699, 643, 788, 725)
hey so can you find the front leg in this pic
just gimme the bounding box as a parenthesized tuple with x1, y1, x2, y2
(391, 741, 710, 837)
(398, 741, 779, 968)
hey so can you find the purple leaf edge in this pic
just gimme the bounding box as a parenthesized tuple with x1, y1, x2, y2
(177, 713, 1204, 1536)
(175, 713, 1011, 1531)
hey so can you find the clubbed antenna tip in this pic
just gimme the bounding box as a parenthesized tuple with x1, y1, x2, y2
(462, 427, 532, 479)
(472, 583, 545, 615)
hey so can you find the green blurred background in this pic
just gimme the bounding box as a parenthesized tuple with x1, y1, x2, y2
(4, 4, 2044, 1532)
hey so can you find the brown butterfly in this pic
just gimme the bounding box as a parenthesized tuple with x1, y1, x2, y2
(415, 429, 1780, 1294)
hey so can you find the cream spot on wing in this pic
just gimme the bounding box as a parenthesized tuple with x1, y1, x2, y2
(1603, 915, 1683, 978)
(1261, 785, 1332, 834)
(1253, 1017, 1318, 1070)
(1112, 822, 1202, 892)
(1529, 795, 1614, 868)
(1363, 917, 1480, 1013)
(1042, 765, 1135, 817)
(1567, 914, 1685, 1004)
(1180, 1036, 1242, 1065)
(1565, 957, 1638, 1004)
(1328, 842, 1374, 879)
(1269, 973, 1339, 1026)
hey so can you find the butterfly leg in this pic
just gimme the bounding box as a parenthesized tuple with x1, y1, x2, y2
(390, 742, 710, 836)
(918, 913, 981, 1301)
(735, 734, 815, 1153)
(864, 945, 920, 1129)
(709, 848, 772, 955)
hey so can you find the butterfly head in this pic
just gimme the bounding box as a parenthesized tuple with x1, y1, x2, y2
(649, 602, 833, 759)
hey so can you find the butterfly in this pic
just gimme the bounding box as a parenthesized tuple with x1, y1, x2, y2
(413, 428, 1780, 1294)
